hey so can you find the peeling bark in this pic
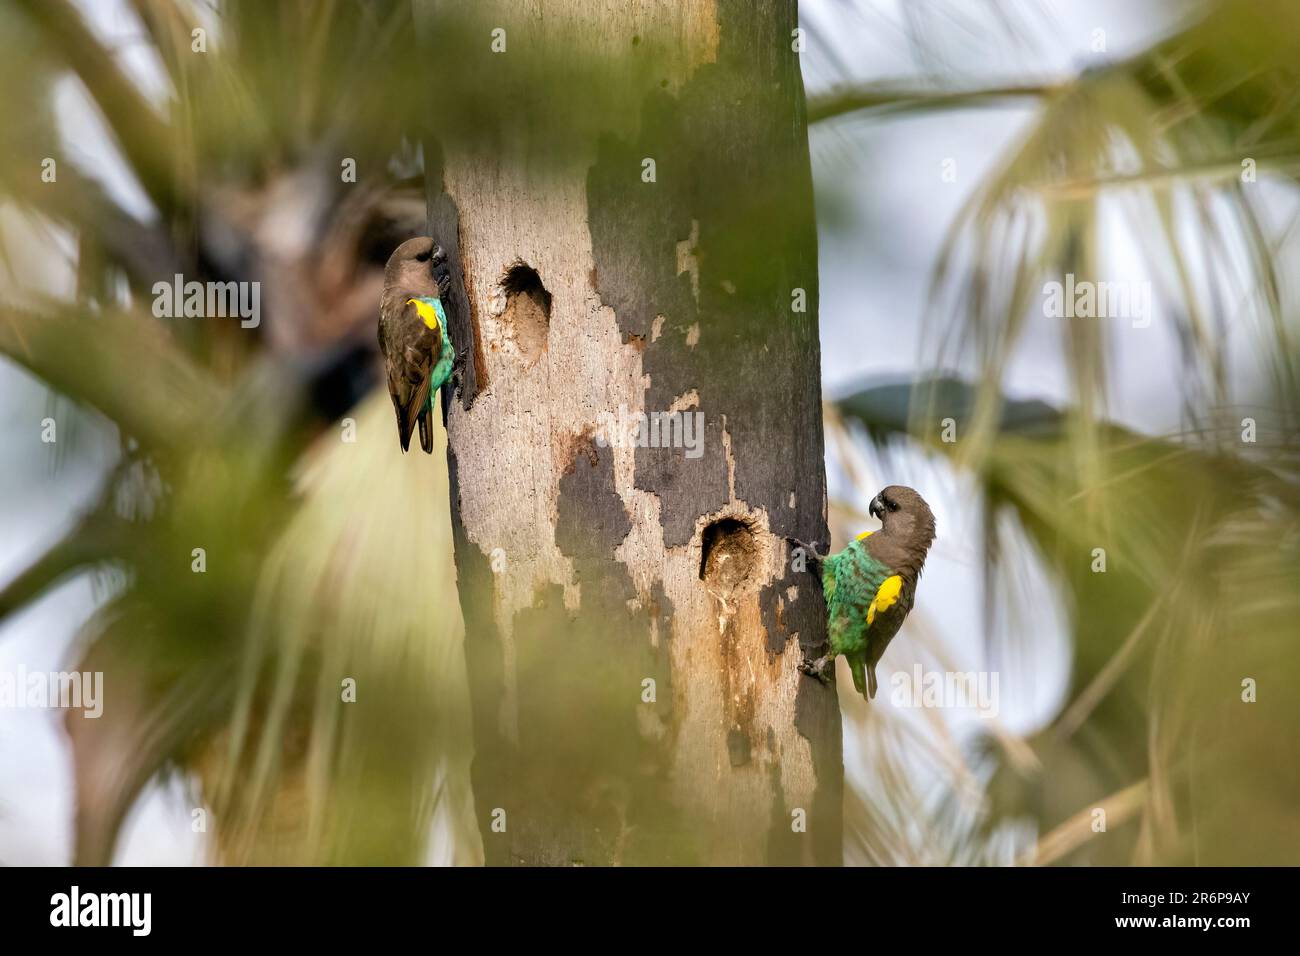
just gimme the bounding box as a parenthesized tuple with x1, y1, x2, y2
(419, 0, 838, 865)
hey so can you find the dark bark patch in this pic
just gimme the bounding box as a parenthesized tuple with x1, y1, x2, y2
(765, 753, 805, 864)
(759, 578, 788, 657)
(509, 570, 680, 863)
(727, 727, 752, 767)
(442, 440, 510, 862)
(794, 664, 843, 865)
(585, 17, 827, 553)
(644, 578, 674, 644)
(556, 431, 632, 564)
(559, 428, 600, 476)
(508, 584, 624, 864)
(635, 416, 729, 548)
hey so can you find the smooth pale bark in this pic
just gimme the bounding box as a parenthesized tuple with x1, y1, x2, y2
(419, 0, 839, 865)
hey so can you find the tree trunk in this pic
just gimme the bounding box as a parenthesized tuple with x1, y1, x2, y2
(418, 0, 839, 865)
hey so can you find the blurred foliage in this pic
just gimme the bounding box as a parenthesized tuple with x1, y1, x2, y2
(0, 0, 472, 864)
(835, 372, 1299, 864)
(817, 0, 1300, 865)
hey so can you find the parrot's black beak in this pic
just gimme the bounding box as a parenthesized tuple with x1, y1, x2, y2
(869, 496, 884, 520)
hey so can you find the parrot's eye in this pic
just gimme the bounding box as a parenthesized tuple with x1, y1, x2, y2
(887, 499, 898, 512)
(415, 251, 432, 262)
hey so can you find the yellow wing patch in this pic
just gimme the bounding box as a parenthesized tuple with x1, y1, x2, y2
(855, 530, 874, 540)
(407, 297, 441, 332)
(866, 575, 904, 627)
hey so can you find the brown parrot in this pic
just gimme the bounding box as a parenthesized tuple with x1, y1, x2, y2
(791, 485, 937, 699)
(378, 237, 456, 453)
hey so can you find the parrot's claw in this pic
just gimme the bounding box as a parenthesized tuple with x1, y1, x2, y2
(432, 245, 452, 299)
(451, 348, 468, 394)
(799, 654, 834, 684)
(786, 536, 828, 562)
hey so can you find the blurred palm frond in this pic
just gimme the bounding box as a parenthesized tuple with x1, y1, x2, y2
(834, 372, 1300, 865)
(0, 0, 467, 864)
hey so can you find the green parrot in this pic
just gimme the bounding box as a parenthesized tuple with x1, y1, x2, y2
(790, 485, 936, 700)
(378, 237, 458, 453)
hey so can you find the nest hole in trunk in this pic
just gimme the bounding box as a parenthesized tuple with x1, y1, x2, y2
(499, 261, 551, 364)
(699, 516, 759, 591)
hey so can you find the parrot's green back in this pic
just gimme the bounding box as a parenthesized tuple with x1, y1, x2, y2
(408, 295, 455, 406)
(822, 531, 914, 699)
(823, 535, 893, 656)
(802, 486, 935, 700)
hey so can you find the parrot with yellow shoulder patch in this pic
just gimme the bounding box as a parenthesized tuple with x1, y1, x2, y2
(378, 237, 458, 453)
(790, 485, 936, 700)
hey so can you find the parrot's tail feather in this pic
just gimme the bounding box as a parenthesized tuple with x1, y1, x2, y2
(418, 407, 433, 454)
(847, 656, 868, 698)
(393, 394, 413, 452)
(867, 666, 878, 700)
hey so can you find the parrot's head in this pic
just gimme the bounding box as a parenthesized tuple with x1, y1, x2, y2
(384, 236, 440, 295)
(869, 485, 936, 553)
